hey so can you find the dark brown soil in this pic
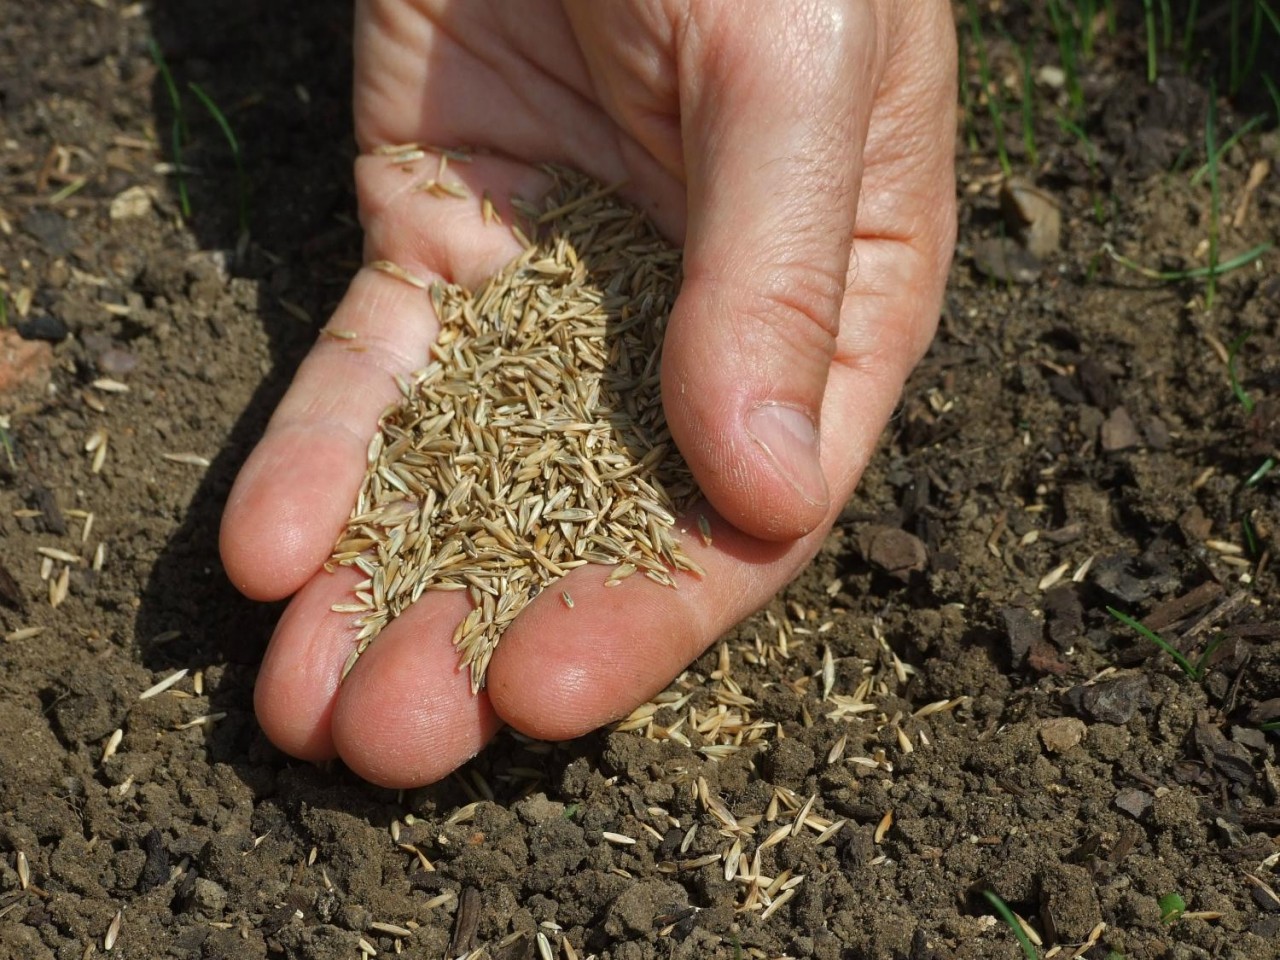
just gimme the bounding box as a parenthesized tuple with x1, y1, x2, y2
(1, 3, 1277, 959)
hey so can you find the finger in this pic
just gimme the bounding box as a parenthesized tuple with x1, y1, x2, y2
(220, 156, 546, 601)
(331, 591, 503, 788)
(253, 567, 361, 763)
(661, 2, 882, 542)
(487, 310, 910, 741)
(253, 563, 501, 787)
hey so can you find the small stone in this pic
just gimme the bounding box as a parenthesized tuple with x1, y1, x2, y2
(1114, 787, 1153, 819)
(1232, 726, 1269, 751)
(1067, 673, 1150, 725)
(1100, 406, 1141, 452)
(0, 328, 55, 396)
(1000, 178, 1062, 259)
(109, 185, 154, 220)
(15, 314, 68, 344)
(1002, 606, 1043, 667)
(187, 878, 228, 917)
(857, 525, 928, 581)
(1040, 716, 1087, 753)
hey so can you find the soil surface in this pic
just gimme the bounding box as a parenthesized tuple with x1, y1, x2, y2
(2, 3, 1278, 959)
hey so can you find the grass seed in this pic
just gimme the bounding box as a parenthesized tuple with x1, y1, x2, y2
(332, 168, 700, 691)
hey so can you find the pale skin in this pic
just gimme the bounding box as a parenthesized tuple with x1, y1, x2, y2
(220, 0, 957, 788)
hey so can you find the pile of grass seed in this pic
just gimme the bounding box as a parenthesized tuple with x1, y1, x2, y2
(329, 167, 703, 691)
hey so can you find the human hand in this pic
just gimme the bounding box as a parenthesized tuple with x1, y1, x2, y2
(220, 0, 956, 787)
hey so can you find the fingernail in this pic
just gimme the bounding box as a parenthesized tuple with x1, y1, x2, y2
(745, 403, 828, 508)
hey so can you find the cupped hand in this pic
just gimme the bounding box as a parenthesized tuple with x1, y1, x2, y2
(220, 0, 956, 787)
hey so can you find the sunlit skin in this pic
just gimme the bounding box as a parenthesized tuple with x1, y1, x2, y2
(220, 0, 956, 787)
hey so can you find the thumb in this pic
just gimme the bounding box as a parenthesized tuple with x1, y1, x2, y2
(662, 2, 879, 541)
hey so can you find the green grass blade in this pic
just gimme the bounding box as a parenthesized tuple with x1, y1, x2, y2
(983, 891, 1038, 960)
(1182, 0, 1202, 69)
(1262, 719, 1280, 732)
(1190, 114, 1266, 186)
(188, 82, 249, 238)
(1102, 241, 1272, 281)
(1246, 457, 1275, 487)
(147, 39, 191, 219)
(1227, 332, 1255, 414)
(965, 0, 1012, 178)
(1108, 607, 1200, 679)
(1205, 79, 1220, 310)
(1143, 0, 1158, 82)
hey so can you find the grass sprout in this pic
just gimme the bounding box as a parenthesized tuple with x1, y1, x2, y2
(1190, 114, 1267, 187)
(1101, 241, 1272, 283)
(0, 420, 15, 473)
(148, 39, 190, 219)
(188, 81, 250, 238)
(964, 0, 1012, 178)
(1227, 333, 1255, 414)
(1047, 0, 1085, 115)
(1108, 607, 1223, 680)
(1159, 891, 1187, 924)
(1262, 719, 1279, 732)
(1246, 457, 1275, 487)
(1204, 80, 1223, 309)
(1143, 0, 1159, 82)
(983, 891, 1038, 960)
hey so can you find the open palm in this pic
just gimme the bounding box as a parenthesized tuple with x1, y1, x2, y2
(221, 0, 956, 787)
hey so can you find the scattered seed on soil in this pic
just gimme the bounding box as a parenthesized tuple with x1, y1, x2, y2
(369, 921, 413, 938)
(602, 832, 637, 846)
(37, 546, 81, 564)
(332, 168, 701, 691)
(5, 626, 45, 642)
(174, 712, 226, 730)
(104, 910, 122, 951)
(139, 668, 189, 700)
(101, 728, 123, 763)
(92, 377, 129, 393)
(161, 452, 211, 467)
(874, 809, 893, 844)
(16, 851, 29, 889)
(48, 565, 70, 607)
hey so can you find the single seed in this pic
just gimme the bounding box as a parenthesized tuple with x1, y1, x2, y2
(16, 851, 29, 890)
(874, 809, 893, 844)
(37, 546, 81, 564)
(369, 259, 429, 289)
(161, 452, 211, 467)
(49, 565, 70, 608)
(91, 436, 108, 473)
(139, 668, 189, 700)
(92, 378, 129, 393)
(5, 626, 45, 642)
(101, 728, 124, 763)
(104, 910, 122, 951)
(602, 832, 637, 846)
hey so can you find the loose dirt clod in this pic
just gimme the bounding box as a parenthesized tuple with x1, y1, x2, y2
(331, 167, 702, 691)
